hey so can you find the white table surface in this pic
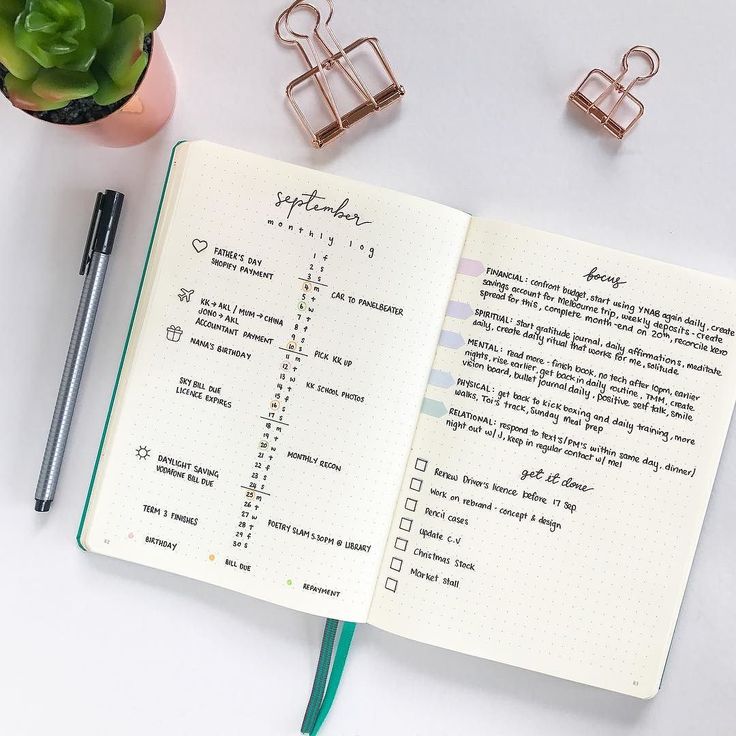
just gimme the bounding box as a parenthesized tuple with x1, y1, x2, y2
(2, 1, 735, 734)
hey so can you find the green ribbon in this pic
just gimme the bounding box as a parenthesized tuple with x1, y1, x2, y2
(301, 620, 356, 735)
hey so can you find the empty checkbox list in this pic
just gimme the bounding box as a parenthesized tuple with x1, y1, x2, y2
(385, 456, 476, 593)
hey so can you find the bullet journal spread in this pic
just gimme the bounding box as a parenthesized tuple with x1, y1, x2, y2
(78, 141, 736, 698)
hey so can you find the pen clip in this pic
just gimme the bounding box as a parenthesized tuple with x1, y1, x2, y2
(80, 192, 103, 276)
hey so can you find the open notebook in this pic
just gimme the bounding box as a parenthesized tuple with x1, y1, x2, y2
(79, 141, 736, 699)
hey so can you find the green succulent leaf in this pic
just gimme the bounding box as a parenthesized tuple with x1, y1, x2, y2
(54, 0, 113, 69)
(46, 36, 78, 53)
(25, 0, 86, 44)
(0, 0, 24, 23)
(4, 70, 68, 110)
(24, 10, 58, 32)
(3, 0, 162, 109)
(79, 0, 113, 46)
(54, 39, 96, 68)
(111, 0, 163, 33)
(13, 16, 54, 65)
(96, 13, 141, 83)
(14, 0, 112, 70)
(32, 65, 97, 99)
(0, 15, 39, 78)
(91, 47, 143, 104)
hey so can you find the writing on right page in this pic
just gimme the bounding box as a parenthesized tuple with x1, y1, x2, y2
(369, 219, 736, 697)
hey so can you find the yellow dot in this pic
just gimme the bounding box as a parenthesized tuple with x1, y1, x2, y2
(208, 554, 215, 561)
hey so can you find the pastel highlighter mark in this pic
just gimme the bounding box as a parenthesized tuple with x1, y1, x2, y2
(446, 300, 473, 319)
(457, 258, 484, 277)
(428, 369, 455, 389)
(439, 330, 465, 349)
(421, 398, 448, 418)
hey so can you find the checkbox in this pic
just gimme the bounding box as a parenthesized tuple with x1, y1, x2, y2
(394, 537, 408, 551)
(399, 517, 413, 532)
(414, 458, 428, 472)
(410, 478, 423, 492)
(385, 577, 398, 592)
(390, 557, 403, 572)
(404, 497, 417, 512)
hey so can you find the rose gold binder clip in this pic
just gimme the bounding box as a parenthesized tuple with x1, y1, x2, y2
(569, 46, 660, 139)
(276, 0, 405, 148)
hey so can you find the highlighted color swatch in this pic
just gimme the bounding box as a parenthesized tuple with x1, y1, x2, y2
(446, 300, 473, 319)
(457, 258, 484, 277)
(421, 398, 448, 418)
(439, 330, 464, 349)
(428, 369, 455, 388)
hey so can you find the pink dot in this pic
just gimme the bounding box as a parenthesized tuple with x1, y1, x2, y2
(128, 532, 134, 538)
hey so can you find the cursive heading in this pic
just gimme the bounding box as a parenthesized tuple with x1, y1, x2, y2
(275, 190, 372, 227)
(582, 265, 627, 289)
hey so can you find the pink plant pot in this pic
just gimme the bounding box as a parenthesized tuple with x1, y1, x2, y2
(75, 33, 176, 147)
(3, 33, 176, 147)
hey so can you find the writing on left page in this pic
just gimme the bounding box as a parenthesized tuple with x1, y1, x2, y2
(80, 142, 470, 620)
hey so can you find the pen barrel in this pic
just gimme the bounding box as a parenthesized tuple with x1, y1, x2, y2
(35, 252, 110, 505)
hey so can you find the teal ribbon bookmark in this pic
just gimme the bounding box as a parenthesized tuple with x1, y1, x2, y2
(301, 620, 338, 733)
(301, 619, 356, 735)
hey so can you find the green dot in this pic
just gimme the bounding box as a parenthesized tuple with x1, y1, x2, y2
(287, 579, 293, 586)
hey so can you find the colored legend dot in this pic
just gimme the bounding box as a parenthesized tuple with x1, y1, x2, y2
(287, 579, 293, 586)
(209, 554, 216, 561)
(128, 532, 134, 539)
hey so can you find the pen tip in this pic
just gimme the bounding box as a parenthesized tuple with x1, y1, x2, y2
(35, 499, 52, 512)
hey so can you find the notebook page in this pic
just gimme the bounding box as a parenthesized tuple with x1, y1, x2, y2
(80, 142, 470, 621)
(369, 218, 736, 696)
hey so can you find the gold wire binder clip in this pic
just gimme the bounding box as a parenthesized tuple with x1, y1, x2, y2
(569, 46, 660, 139)
(276, 0, 405, 148)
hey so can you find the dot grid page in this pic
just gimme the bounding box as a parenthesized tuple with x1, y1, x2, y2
(369, 218, 736, 697)
(80, 141, 470, 622)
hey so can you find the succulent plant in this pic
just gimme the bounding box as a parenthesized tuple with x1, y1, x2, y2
(0, 0, 165, 112)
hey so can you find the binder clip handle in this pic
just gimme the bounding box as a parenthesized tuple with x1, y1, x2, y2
(621, 46, 660, 83)
(279, 0, 333, 41)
